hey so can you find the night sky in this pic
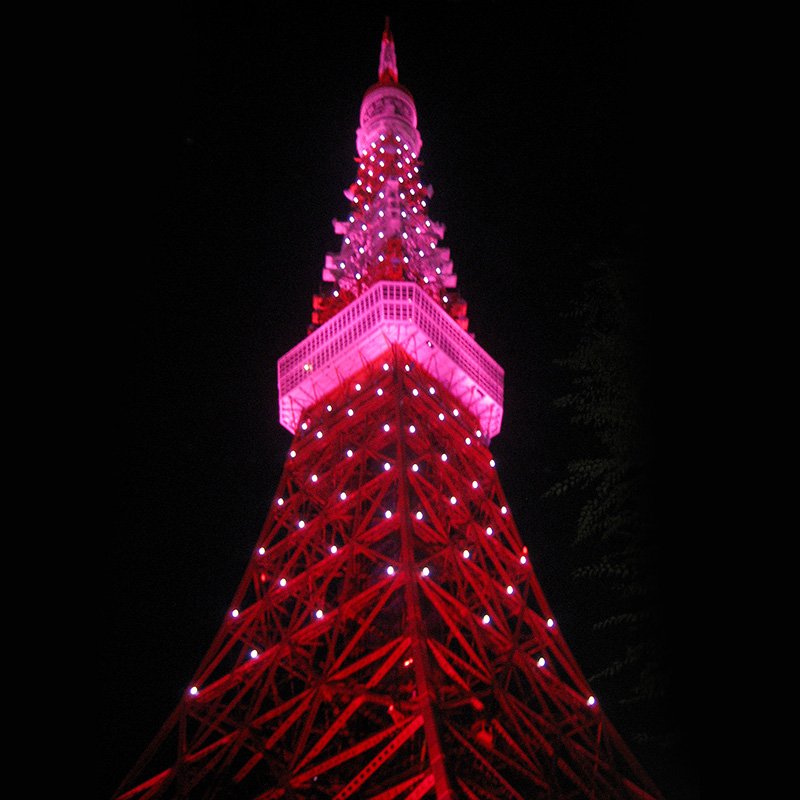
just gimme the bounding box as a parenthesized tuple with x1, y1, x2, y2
(101, 3, 698, 797)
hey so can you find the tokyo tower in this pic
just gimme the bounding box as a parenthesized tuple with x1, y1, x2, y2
(114, 22, 662, 800)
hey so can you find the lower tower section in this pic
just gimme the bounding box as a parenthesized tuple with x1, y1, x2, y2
(114, 348, 661, 800)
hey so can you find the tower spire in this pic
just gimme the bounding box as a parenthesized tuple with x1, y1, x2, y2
(378, 17, 398, 84)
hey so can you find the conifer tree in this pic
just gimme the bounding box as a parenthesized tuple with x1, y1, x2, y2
(549, 258, 666, 744)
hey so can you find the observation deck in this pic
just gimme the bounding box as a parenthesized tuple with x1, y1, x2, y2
(278, 281, 504, 440)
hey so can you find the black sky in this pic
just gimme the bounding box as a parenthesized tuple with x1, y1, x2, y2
(99, 3, 696, 798)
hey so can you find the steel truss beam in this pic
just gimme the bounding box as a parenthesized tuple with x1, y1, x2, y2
(115, 348, 661, 800)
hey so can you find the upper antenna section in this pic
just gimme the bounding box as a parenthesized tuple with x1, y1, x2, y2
(378, 17, 398, 84)
(357, 22, 420, 157)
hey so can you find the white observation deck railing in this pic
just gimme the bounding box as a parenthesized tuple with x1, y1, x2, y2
(278, 282, 504, 440)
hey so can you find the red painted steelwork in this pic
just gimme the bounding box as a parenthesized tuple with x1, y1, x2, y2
(114, 23, 662, 800)
(115, 349, 661, 799)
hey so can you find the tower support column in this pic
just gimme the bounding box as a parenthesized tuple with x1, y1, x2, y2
(393, 347, 456, 800)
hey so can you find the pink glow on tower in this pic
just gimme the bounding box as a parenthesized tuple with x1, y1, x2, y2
(279, 22, 504, 441)
(113, 25, 664, 800)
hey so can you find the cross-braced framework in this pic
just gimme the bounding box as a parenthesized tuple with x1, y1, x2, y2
(115, 348, 661, 800)
(115, 22, 663, 800)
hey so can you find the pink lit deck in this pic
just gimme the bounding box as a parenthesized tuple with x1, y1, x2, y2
(278, 281, 504, 439)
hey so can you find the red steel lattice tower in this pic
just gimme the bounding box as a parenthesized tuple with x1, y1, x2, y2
(115, 23, 662, 800)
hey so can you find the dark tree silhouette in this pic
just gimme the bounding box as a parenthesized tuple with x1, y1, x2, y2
(548, 257, 667, 743)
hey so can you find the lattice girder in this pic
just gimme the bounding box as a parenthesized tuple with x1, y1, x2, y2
(115, 348, 660, 800)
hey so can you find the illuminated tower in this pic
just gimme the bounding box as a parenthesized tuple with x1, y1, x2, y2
(114, 23, 662, 800)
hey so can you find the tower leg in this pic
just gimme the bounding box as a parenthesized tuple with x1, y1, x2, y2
(394, 346, 456, 800)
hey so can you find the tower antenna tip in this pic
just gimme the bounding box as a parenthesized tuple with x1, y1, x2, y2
(378, 17, 398, 83)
